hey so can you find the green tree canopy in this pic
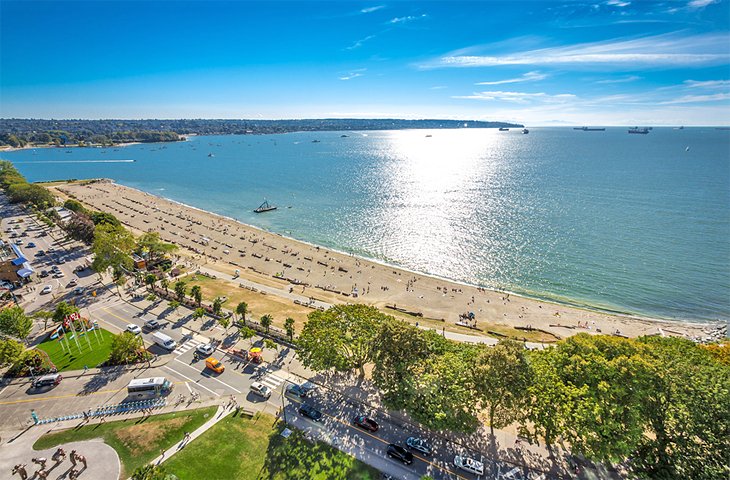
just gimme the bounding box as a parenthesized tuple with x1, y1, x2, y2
(474, 339, 531, 434)
(236, 301, 248, 325)
(91, 223, 135, 276)
(136, 232, 177, 265)
(108, 332, 145, 365)
(0, 305, 33, 340)
(284, 317, 295, 342)
(52, 302, 80, 324)
(297, 304, 388, 377)
(174, 281, 187, 301)
(0, 338, 24, 366)
(260, 314, 272, 333)
(212, 297, 223, 316)
(190, 285, 202, 306)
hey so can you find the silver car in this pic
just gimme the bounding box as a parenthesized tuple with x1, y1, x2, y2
(454, 455, 484, 475)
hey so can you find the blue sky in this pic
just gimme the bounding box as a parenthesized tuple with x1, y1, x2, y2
(1, 0, 729, 124)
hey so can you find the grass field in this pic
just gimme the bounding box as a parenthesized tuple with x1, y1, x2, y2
(185, 274, 312, 330)
(33, 406, 216, 478)
(165, 411, 380, 480)
(36, 327, 116, 371)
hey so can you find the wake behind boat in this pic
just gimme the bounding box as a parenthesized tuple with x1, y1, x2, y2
(254, 200, 277, 213)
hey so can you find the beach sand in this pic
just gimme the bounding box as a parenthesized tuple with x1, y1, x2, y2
(52, 180, 716, 342)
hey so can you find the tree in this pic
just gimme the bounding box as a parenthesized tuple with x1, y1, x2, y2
(0, 306, 33, 340)
(52, 302, 80, 324)
(174, 281, 187, 302)
(212, 297, 223, 316)
(32, 310, 54, 331)
(63, 198, 87, 214)
(297, 304, 387, 377)
(260, 314, 272, 334)
(236, 302, 248, 325)
(63, 213, 95, 243)
(131, 464, 177, 480)
(218, 316, 230, 330)
(160, 277, 169, 294)
(284, 317, 295, 342)
(190, 285, 202, 306)
(192, 307, 206, 320)
(0, 338, 24, 366)
(169, 300, 180, 313)
(136, 232, 177, 265)
(263, 338, 277, 351)
(473, 340, 531, 435)
(239, 326, 256, 346)
(89, 211, 121, 228)
(108, 332, 146, 365)
(91, 223, 135, 278)
(632, 336, 730, 480)
(144, 273, 157, 291)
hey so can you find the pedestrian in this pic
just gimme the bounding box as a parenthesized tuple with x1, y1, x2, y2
(83, 365, 88, 374)
(184, 431, 191, 441)
(70, 451, 77, 467)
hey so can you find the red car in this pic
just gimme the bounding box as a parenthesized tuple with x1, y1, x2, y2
(353, 415, 379, 432)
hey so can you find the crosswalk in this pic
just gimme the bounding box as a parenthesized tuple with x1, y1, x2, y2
(174, 338, 202, 355)
(258, 372, 287, 391)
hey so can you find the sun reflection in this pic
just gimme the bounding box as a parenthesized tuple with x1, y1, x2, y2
(364, 129, 517, 280)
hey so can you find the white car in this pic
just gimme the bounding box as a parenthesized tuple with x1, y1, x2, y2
(40, 285, 53, 294)
(196, 343, 215, 356)
(126, 324, 142, 335)
(454, 455, 485, 476)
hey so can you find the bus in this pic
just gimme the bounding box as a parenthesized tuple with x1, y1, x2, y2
(126, 377, 173, 400)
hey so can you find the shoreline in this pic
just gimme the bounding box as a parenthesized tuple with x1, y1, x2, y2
(50, 179, 720, 341)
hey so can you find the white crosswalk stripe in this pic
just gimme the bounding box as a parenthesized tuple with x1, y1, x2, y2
(173, 338, 201, 355)
(259, 373, 286, 390)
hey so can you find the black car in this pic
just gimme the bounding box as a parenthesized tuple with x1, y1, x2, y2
(298, 403, 322, 422)
(39, 270, 49, 278)
(353, 415, 379, 432)
(386, 444, 414, 465)
(143, 319, 161, 330)
(406, 436, 432, 455)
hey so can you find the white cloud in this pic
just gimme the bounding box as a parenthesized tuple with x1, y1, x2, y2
(687, 0, 719, 9)
(452, 91, 576, 104)
(430, 85, 447, 90)
(360, 5, 385, 14)
(476, 71, 548, 85)
(660, 93, 730, 104)
(684, 79, 730, 88)
(346, 34, 376, 50)
(389, 14, 427, 24)
(422, 32, 730, 69)
(339, 69, 367, 80)
(596, 75, 642, 84)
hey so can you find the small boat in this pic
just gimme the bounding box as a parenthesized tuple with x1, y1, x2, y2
(254, 200, 277, 213)
(498, 127, 509, 131)
(576, 126, 606, 131)
(208, 153, 214, 157)
(628, 127, 650, 134)
(522, 128, 529, 134)
(311, 140, 320, 143)
(340, 134, 349, 138)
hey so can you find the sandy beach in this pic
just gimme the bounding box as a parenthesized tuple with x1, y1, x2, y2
(52, 179, 717, 342)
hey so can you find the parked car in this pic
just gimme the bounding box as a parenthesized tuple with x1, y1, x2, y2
(386, 444, 414, 465)
(40, 285, 52, 294)
(67, 279, 78, 287)
(73, 287, 84, 295)
(250, 382, 272, 399)
(285, 384, 309, 399)
(195, 343, 214, 356)
(205, 357, 225, 374)
(39, 270, 49, 278)
(353, 415, 379, 432)
(27, 242, 36, 248)
(57, 258, 66, 264)
(406, 436, 432, 456)
(36, 250, 46, 257)
(53, 271, 65, 278)
(143, 319, 161, 331)
(31, 373, 63, 390)
(15, 239, 23, 245)
(298, 403, 322, 422)
(454, 455, 484, 476)
(126, 324, 142, 335)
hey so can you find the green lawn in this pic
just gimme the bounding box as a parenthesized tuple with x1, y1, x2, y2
(36, 327, 116, 371)
(33, 407, 216, 478)
(165, 411, 380, 480)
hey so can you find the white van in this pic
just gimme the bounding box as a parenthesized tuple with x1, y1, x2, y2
(151, 332, 177, 351)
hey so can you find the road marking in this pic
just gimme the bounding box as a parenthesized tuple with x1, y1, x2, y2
(0, 388, 122, 406)
(174, 339, 200, 355)
(162, 366, 219, 397)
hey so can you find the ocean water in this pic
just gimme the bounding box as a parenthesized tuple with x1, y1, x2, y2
(3, 128, 729, 323)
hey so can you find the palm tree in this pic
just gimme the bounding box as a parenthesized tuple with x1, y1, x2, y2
(212, 297, 223, 317)
(144, 273, 157, 291)
(236, 301, 248, 325)
(191, 285, 202, 307)
(284, 317, 295, 342)
(260, 314, 272, 334)
(160, 277, 169, 294)
(192, 307, 206, 320)
(174, 280, 187, 302)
